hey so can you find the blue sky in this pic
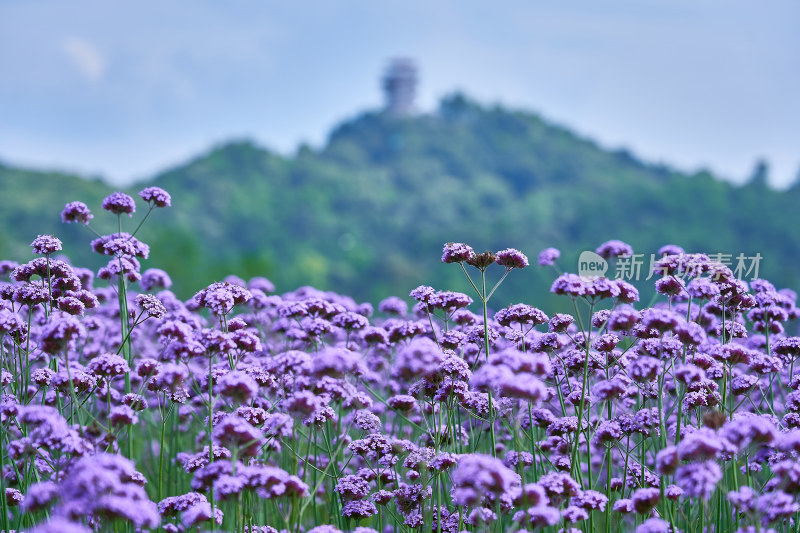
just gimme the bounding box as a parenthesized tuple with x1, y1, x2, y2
(1, 0, 798, 186)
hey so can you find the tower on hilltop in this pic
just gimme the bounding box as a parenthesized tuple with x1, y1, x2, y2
(382, 58, 417, 116)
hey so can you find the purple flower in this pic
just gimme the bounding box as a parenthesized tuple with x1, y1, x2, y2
(721, 414, 777, 449)
(631, 487, 660, 514)
(665, 485, 683, 501)
(537, 472, 581, 500)
(86, 353, 130, 377)
(596, 239, 633, 259)
(429, 290, 473, 312)
(216, 371, 259, 403)
(28, 517, 91, 533)
(56, 453, 159, 528)
(38, 313, 86, 354)
(591, 333, 619, 352)
(658, 244, 685, 256)
(311, 347, 363, 378)
(98, 255, 141, 282)
(727, 486, 757, 514)
(335, 475, 371, 501)
(136, 358, 162, 378)
(393, 337, 443, 381)
(194, 281, 252, 316)
(615, 279, 640, 303)
(110, 405, 138, 427)
(495, 304, 548, 327)
(181, 501, 223, 527)
(496, 248, 529, 269)
(523, 505, 561, 527)
(562, 505, 588, 523)
(573, 490, 608, 511)
(308, 527, 344, 533)
(212, 414, 265, 456)
(139, 186, 171, 207)
(687, 278, 720, 300)
(331, 311, 369, 330)
(537, 247, 560, 266)
(612, 499, 634, 513)
(656, 446, 679, 475)
(61, 201, 93, 224)
(31, 234, 63, 255)
(102, 192, 136, 216)
(655, 275, 686, 296)
(100, 236, 150, 259)
(342, 499, 378, 519)
(441, 242, 474, 264)
(636, 517, 670, 533)
(677, 427, 727, 461)
(344, 407, 378, 434)
(409, 285, 436, 304)
(548, 313, 574, 332)
(774, 337, 800, 358)
(378, 296, 408, 315)
(13, 281, 50, 306)
(467, 507, 497, 526)
(629, 356, 660, 383)
(153, 363, 188, 391)
(451, 454, 521, 507)
(593, 420, 623, 445)
(674, 460, 721, 500)
(135, 293, 167, 318)
(22, 481, 59, 513)
(758, 490, 799, 524)
(57, 296, 85, 315)
(640, 308, 681, 333)
(158, 492, 209, 516)
(140, 268, 173, 291)
(471, 351, 547, 402)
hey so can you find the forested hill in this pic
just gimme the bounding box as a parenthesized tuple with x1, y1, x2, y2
(1, 94, 798, 306)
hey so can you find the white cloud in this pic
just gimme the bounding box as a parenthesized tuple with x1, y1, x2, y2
(62, 36, 106, 82)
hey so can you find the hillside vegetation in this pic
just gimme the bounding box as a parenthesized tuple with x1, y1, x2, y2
(1, 94, 797, 306)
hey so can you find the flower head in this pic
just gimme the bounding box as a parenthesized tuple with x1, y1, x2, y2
(136, 293, 167, 319)
(61, 201, 93, 224)
(31, 235, 62, 255)
(496, 248, 529, 269)
(595, 240, 633, 259)
(102, 192, 136, 216)
(139, 186, 172, 207)
(441, 242, 474, 264)
(538, 247, 560, 266)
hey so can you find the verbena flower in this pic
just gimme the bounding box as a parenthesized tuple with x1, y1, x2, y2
(101, 192, 136, 216)
(674, 460, 722, 500)
(596, 239, 633, 258)
(378, 296, 408, 315)
(139, 186, 172, 207)
(537, 247, 560, 266)
(54, 453, 159, 528)
(31, 234, 62, 255)
(135, 293, 167, 318)
(61, 201, 94, 224)
(441, 242, 474, 264)
(451, 454, 521, 507)
(496, 248, 529, 269)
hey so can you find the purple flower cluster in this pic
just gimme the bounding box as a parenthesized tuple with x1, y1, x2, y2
(139, 186, 172, 207)
(101, 192, 136, 216)
(6, 198, 800, 533)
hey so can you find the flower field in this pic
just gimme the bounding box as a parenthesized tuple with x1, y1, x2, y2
(1, 188, 799, 533)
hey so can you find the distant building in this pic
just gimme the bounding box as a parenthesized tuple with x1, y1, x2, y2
(382, 58, 417, 116)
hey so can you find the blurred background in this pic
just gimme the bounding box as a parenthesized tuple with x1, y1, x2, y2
(1, 0, 799, 307)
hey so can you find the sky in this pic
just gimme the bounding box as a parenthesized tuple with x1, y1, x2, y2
(0, 0, 798, 187)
